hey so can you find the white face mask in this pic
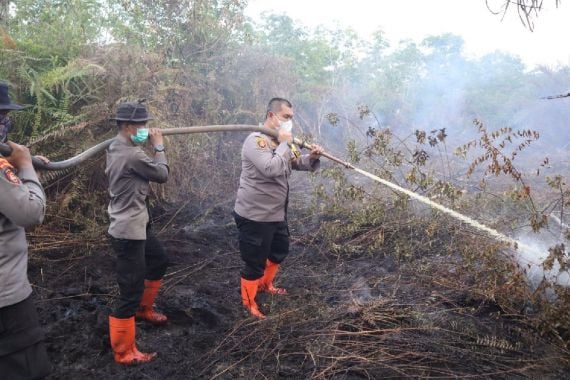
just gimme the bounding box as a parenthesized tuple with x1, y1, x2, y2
(275, 115, 293, 132)
(280, 119, 293, 132)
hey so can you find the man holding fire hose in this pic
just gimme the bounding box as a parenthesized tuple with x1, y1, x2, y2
(105, 101, 169, 364)
(234, 97, 323, 319)
(0, 82, 51, 379)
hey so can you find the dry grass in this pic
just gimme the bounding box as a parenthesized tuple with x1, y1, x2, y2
(194, 247, 569, 379)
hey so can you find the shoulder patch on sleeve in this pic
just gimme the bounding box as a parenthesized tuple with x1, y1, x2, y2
(255, 136, 268, 150)
(0, 157, 21, 185)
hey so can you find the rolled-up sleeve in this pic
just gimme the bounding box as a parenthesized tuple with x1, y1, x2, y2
(244, 136, 291, 178)
(0, 165, 45, 228)
(130, 150, 169, 184)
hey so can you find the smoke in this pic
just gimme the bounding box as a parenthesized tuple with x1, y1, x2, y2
(514, 230, 570, 290)
(311, 32, 570, 293)
(246, 18, 570, 291)
(346, 276, 374, 314)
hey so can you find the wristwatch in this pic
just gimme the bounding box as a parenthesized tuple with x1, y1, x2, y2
(153, 144, 165, 153)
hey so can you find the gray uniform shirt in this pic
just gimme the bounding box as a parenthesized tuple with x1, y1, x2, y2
(234, 132, 320, 222)
(0, 158, 45, 308)
(106, 134, 169, 240)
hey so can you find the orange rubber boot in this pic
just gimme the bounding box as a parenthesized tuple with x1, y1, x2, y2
(136, 279, 167, 325)
(240, 278, 266, 319)
(109, 316, 157, 365)
(259, 259, 287, 295)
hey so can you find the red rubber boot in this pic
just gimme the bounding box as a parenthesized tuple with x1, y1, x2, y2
(109, 316, 157, 365)
(259, 259, 287, 295)
(136, 279, 167, 325)
(240, 277, 266, 319)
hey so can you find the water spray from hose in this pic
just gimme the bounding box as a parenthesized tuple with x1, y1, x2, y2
(351, 168, 567, 287)
(353, 168, 520, 248)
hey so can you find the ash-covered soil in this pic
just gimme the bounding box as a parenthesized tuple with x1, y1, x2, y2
(28, 205, 569, 379)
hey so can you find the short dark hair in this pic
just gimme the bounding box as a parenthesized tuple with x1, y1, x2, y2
(265, 97, 292, 120)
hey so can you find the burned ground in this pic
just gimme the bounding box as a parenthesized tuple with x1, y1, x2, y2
(28, 204, 569, 379)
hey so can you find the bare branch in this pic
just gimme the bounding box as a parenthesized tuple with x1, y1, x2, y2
(486, 0, 562, 31)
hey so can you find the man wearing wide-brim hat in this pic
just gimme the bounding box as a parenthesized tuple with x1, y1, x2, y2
(0, 81, 51, 379)
(0, 82, 24, 143)
(105, 101, 170, 365)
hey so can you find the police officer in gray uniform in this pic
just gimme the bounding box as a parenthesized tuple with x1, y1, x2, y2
(234, 97, 323, 319)
(106, 102, 169, 365)
(0, 82, 51, 379)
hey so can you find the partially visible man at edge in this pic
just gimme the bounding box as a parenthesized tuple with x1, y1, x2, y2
(106, 101, 169, 364)
(0, 81, 51, 379)
(234, 97, 323, 319)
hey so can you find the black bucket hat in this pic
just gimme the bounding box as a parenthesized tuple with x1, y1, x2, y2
(0, 82, 24, 111)
(110, 101, 153, 123)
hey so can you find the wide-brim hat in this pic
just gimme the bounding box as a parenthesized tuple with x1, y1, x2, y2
(110, 101, 154, 122)
(0, 82, 24, 111)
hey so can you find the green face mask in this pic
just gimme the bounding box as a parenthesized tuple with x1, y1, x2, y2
(130, 127, 149, 144)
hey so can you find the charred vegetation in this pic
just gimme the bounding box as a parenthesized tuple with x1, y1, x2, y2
(1, 1, 569, 378)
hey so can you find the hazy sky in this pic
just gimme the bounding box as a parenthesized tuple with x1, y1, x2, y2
(245, 0, 569, 68)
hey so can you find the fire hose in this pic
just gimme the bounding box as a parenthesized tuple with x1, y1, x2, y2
(0, 124, 354, 171)
(1, 123, 562, 281)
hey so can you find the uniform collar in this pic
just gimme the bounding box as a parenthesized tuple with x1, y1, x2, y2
(116, 133, 135, 146)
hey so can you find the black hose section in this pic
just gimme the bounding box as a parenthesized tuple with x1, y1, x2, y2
(0, 125, 291, 171)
